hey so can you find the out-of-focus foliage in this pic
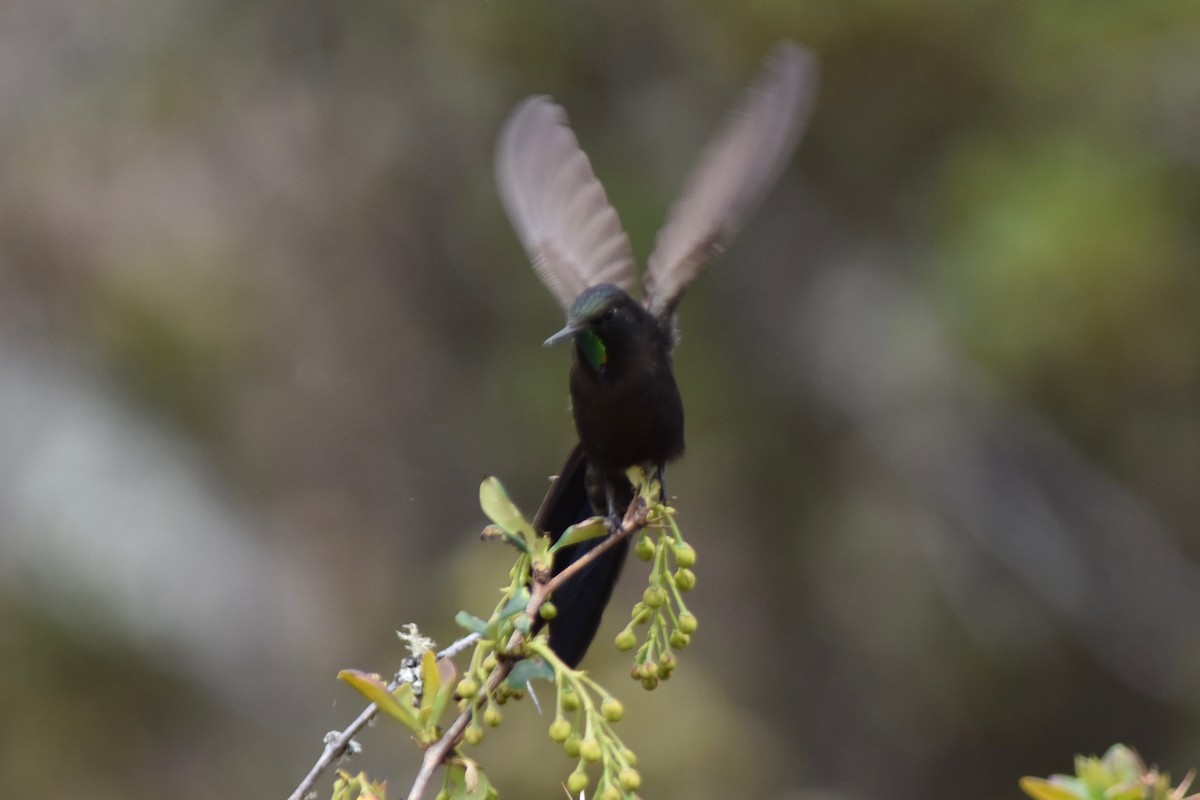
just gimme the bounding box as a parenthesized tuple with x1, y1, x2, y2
(1021, 745, 1197, 800)
(3, 2, 1200, 800)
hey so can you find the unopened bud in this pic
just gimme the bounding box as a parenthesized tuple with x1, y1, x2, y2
(674, 543, 697, 568)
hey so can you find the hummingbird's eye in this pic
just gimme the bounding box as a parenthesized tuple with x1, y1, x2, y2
(600, 308, 616, 322)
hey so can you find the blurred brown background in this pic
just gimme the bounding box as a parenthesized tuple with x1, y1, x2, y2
(3, 2, 1200, 798)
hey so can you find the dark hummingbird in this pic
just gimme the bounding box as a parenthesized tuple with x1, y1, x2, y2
(496, 43, 817, 666)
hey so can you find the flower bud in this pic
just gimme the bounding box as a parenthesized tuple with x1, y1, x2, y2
(674, 568, 696, 592)
(677, 611, 698, 634)
(601, 697, 624, 722)
(674, 543, 697, 568)
(635, 535, 655, 561)
(548, 719, 572, 742)
(669, 630, 691, 649)
(566, 771, 588, 794)
(614, 630, 637, 651)
(581, 738, 602, 763)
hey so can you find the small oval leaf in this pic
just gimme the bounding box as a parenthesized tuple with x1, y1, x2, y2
(455, 611, 489, 634)
(420, 650, 441, 707)
(338, 669, 419, 730)
(1019, 777, 1085, 800)
(498, 588, 531, 620)
(480, 477, 537, 543)
(549, 517, 610, 553)
(505, 658, 555, 689)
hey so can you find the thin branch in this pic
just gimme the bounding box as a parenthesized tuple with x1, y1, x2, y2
(405, 499, 652, 800)
(285, 632, 481, 800)
(541, 499, 651, 599)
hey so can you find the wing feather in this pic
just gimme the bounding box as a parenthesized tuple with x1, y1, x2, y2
(496, 96, 636, 310)
(644, 43, 818, 321)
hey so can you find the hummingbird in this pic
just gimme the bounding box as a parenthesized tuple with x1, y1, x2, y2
(496, 42, 817, 666)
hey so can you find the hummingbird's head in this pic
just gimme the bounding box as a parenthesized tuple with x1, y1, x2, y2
(544, 284, 648, 370)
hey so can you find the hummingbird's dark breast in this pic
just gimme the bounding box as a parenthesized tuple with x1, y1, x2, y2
(568, 323, 685, 485)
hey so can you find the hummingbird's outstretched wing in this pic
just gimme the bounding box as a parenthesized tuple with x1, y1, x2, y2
(643, 42, 818, 324)
(496, 96, 637, 311)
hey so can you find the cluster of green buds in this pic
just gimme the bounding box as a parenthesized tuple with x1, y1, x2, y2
(451, 584, 537, 746)
(614, 500, 697, 689)
(525, 639, 641, 800)
(344, 473, 691, 799)
(452, 477, 615, 746)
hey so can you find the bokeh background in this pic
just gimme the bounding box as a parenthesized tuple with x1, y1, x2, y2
(4, 2, 1200, 798)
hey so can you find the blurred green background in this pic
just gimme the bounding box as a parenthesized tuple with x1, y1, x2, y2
(3, 1, 1200, 798)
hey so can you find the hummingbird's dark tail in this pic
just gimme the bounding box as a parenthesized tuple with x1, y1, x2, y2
(547, 533, 630, 668)
(533, 445, 630, 668)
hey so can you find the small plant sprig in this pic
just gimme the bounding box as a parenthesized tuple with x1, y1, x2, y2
(450, 477, 611, 747)
(1021, 744, 1198, 800)
(331, 770, 388, 800)
(526, 638, 641, 800)
(337, 646, 456, 748)
(334, 470, 679, 800)
(444, 474, 654, 799)
(613, 478, 698, 690)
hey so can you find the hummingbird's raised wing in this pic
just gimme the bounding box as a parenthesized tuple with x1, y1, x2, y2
(496, 97, 637, 311)
(643, 43, 817, 323)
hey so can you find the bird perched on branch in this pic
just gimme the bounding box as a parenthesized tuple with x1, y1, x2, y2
(496, 42, 817, 666)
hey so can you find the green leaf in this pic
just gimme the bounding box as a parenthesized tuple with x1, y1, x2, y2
(427, 653, 456, 723)
(626, 465, 662, 503)
(480, 477, 537, 548)
(1019, 777, 1085, 800)
(549, 517, 610, 552)
(498, 587, 531, 620)
(505, 658, 555, 689)
(446, 763, 468, 800)
(529, 535, 553, 571)
(1104, 786, 1143, 800)
(462, 758, 494, 800)
(455, 611, 489, 634)
(1100, 745, 1143, 782)
(420, 650, 443, 706)
(338, 670, 418, 730)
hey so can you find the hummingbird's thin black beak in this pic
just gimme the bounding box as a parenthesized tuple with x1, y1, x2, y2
(544, 324, 578, 347)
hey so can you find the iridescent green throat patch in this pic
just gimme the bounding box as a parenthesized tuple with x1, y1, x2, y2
(579, 329, 607, 370)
